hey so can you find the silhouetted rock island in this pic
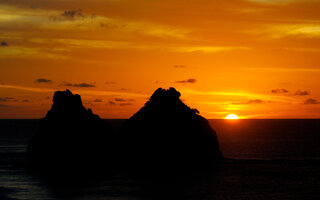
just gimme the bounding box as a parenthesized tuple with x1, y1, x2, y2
(28, 88, 223, 178)
(27, 89, 115, 176)
(119, 87, 223, 172)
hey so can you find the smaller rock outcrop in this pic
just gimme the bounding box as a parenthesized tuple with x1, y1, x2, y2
(119, 87, 223, 173)
(27, 89, 115, 176)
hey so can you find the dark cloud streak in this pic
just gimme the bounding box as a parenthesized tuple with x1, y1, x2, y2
(59, 81, 96, 87)
(304, 98, 320, 105)
(93, 99, 103, 102)
(1, 41, 8, 46)
(175, 78, 197, 84)
(114, 98, 135, 102)
(231, 99, 265, 105)
(174, 65, 187, 68)
(61, 9, 84, 20)
(294, 90, 310, 96)
(35, 78, 52, 83)
(271, 88, 289, 94)
(0, 97, 14, 102)
(119, 103, 133, 106)
(105, 81, 117, 85)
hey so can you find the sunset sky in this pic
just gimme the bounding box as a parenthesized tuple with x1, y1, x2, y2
(0, 0, 320, 119)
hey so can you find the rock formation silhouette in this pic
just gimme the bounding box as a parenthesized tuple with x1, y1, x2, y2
(28, 88, 223, 180)
(27, 89, 115, 177)
(119, 87, 223, 173)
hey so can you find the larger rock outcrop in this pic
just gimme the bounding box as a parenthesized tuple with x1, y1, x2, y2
(27, 89, 115, 176)
(119, 87, 223, 172)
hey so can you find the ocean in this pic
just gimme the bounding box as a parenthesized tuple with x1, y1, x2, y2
(0, 119, 320, 200)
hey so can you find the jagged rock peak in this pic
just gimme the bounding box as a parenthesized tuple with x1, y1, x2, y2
(150, 87, 181, 102)
(53, 89, 82, 105)
(46, 89, 92, 119)
(135, 87, 199, 118)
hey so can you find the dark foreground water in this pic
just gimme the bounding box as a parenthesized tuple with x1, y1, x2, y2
(0, 119, 320, 200)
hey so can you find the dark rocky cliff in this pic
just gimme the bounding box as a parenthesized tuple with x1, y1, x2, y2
(119, 87, 223, 173)
(27, 89, 115, 176)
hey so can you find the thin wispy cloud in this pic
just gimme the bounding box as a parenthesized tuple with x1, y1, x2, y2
(0, 97, 15, 102)
(175, 78, 197, 84)
(231, 99, 265, 105)
(271, 88, 289, 94)
(59, 81, 96, 87)
(249, 68, 320, 72)
(294, 90, 310, 96)
(182, 89, 298, 104)
(93, 99, 103, 102)
(248, 24, 320, 39)
(246, 0, 300, 5)
(114, 98, 135, 102)
(174, 65, 187, 68)
(105, 81, 117, 85)
(0, 84, 146, 97)
(0, 46, 68, 59)
(119, 103, 133, 106)
(35, 78, 52, 83)
(0, 84, 54, 93)
(171, 46, 251, 53)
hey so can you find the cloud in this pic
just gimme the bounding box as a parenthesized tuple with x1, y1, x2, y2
(114, 98, 135, 102)
(0, 84, 146, 97)
(35, 78, 52, 83)
(0, 103, 8, 107)
(59, 81, 96, 87)
(231, 99, 265, 105)
(174, 65, 187, 68)
(61, 10, 84, 20)
(175, 78, 197, 84)
(294, 90, 310, 96)
(248, 99, 265, 104)
(251, 68, 320, 72)
(119, 103, 133, 106)
(119, 88, 131, 91)
(105, 81, 117, 84)
(0, 45, 68, 60)
(171, 46, 251, 53)
(0, 97, 15, 102)
(108, 98, 134, 106)
(249, 24, 320, 39)
(22, 99, 29, 102)
(246, 0, 297, 5)
(271, 88, 289, 94)
(304, 98, 320, 105)
(1, 41, 8, 46)
(0, 84, 54, 93)
(93, 99, 103, 102)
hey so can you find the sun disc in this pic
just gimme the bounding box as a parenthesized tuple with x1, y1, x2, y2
(226, 114, 239, 119)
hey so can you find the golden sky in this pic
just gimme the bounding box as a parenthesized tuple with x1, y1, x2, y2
(0, 0, 320, 119)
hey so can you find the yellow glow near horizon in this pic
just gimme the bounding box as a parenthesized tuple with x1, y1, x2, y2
(225, 114, 239, 120)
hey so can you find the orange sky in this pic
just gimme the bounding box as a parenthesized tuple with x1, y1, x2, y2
(0, 0, 320, 119)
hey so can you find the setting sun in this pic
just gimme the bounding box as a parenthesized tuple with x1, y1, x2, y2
(226, 114, 239, 120)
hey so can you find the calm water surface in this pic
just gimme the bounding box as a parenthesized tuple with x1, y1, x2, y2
(0, 119, 319, 200)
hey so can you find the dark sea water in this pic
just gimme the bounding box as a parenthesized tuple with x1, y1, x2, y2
(0, 119, 320, 200)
